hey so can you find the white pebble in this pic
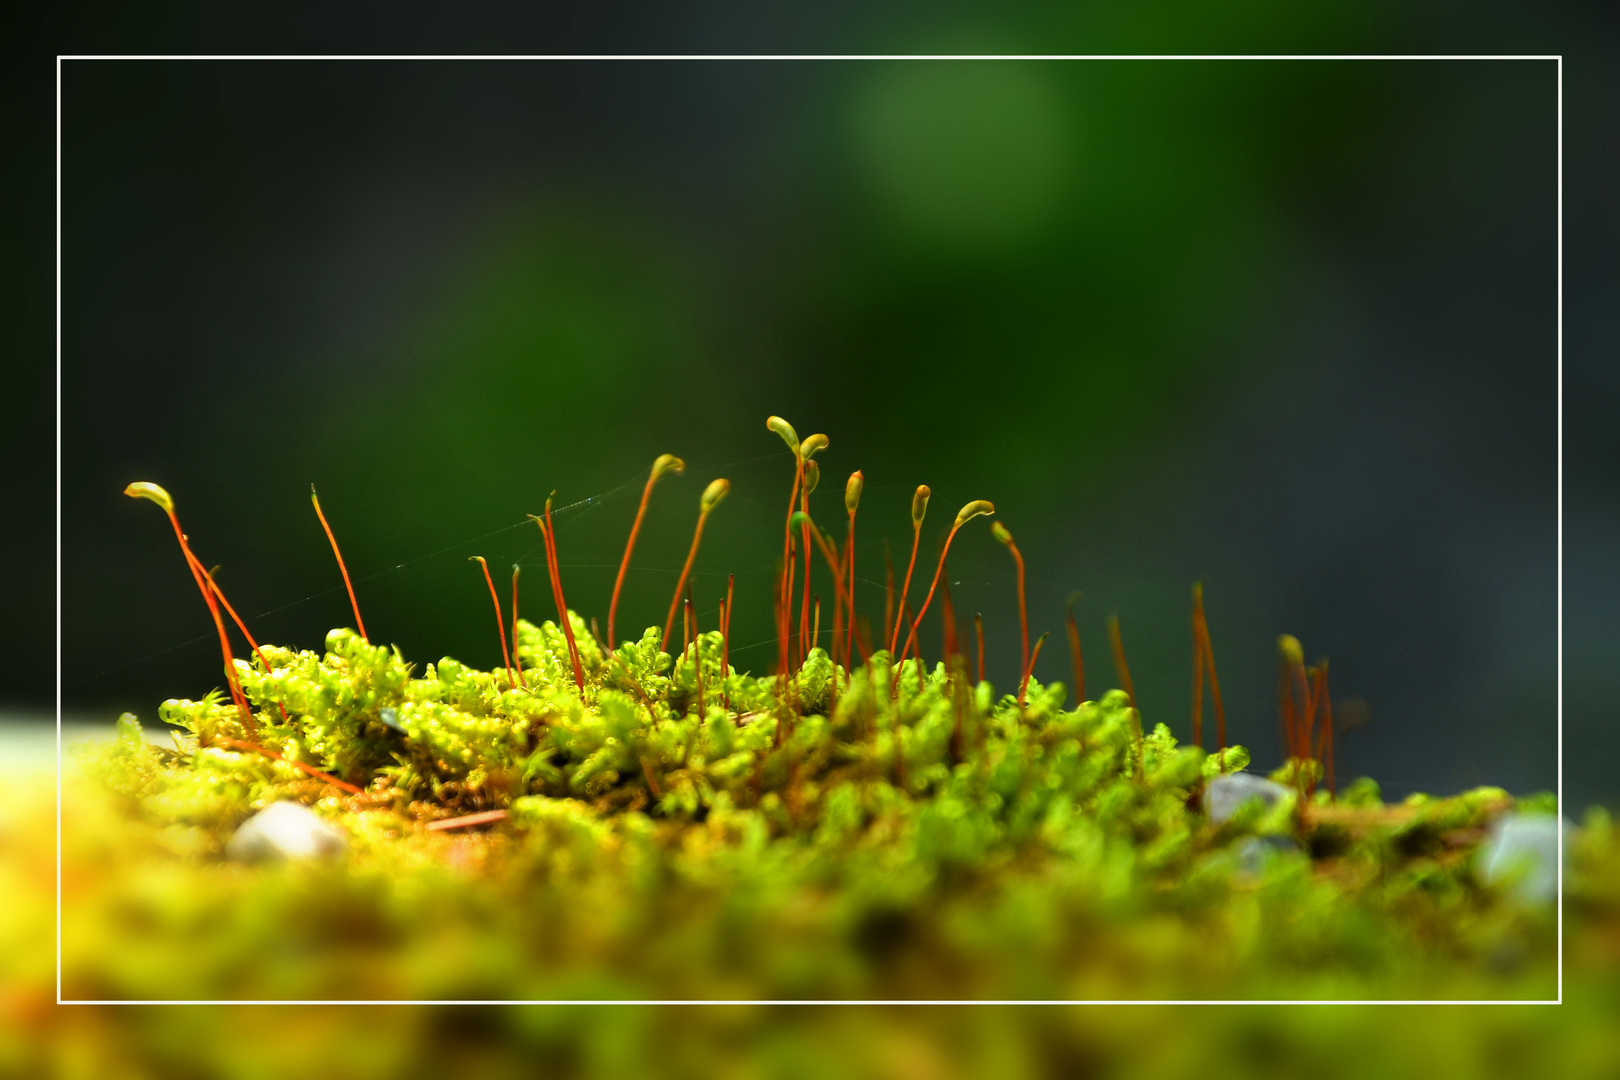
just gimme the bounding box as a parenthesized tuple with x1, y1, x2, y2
(1203, 773, 1292, 825)
(1475, 813, 1572, 906)
(226, 800, 347, 862)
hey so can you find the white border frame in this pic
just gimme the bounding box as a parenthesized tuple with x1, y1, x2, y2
(55, 52, 1564, 1007)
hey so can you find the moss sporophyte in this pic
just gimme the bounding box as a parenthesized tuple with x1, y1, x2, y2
(89, 415, 1578, 1000)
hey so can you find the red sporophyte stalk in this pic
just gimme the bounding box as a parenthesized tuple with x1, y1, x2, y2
(661, 478, 730, 652)
(1192, 583, 1227, 769)
(792, 513, 846, 655)
(990, 521, 1029, 690)
(974, 612, 986, 684)
(882, 540, 895, 652)
(470, 556, 522, 689)
(889, 486, 930, 657)
(1278, 635, 1311, 766)
(609, 453, 684, 649)
(124, 482, 255, 735)
(939, 566, 958, 666)
(1064, 596, 1084, 707)
(1192, 585, 1206, 749)
(1315, 660, 1335, 799)
(812, 595, 821, 652)
(217, 736, 361, 794)
(1107, 614, 1136, 711)
(843, 471, 863, 672)
(1276, 640, 1297, 759)
(797, 445, 827, 665)
(310, 486, 368, 641)
(685, 590, 707, 716)
(1107, 614, 1144, 782)
(767, 417, 805, 666)
(721, 573, 734, 709)
(1017, 631, 1050, 708)
(201, 568, 290, 724)
(511, 565, 523, 673)
(532, 496, 585, 692)
(1277, 634, 1315, 810)
(894, 501, 994, 683)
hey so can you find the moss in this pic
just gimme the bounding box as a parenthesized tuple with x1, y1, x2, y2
(61, 612, 1582, 1001)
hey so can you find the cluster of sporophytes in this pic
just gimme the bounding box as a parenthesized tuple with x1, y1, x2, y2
(70, 416, 1581, 1000)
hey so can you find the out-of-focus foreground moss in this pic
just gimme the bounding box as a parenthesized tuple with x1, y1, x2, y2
(7, 609, 1618, 1075)
(5, 743, 1620, 1078)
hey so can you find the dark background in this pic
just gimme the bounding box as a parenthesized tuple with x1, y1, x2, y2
(4, 6, 1612, 814)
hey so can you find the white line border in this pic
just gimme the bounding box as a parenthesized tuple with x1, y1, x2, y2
(57, 50, 1561, 1010)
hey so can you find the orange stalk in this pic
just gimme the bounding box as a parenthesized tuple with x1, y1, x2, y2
(721, 573, 734, 709)
(1064, 598, 1084, 707)
(609, 454, 684, 649)
(533, 499, 585, 692)
(974, 612, 986, 685)
(894, 501, 994, 676)
(798, 459, 818, 666)
(1193, 586, 1226, 768)
(511, 565, 523, 674)
(882, 540, 895, 652)
(661, 479, 730, 652)
(218, 736, 361, 794)
(310, 486, 367, 641)
(1107, 614, 1136, 711)
(991, 522, 1029, 687)
(842, 471, 863, 672)
(1317, 661, 1335, 799)
(939, 563, 958, 666)
(1017, 631, 1050, 708)
(200, 568, 289, 723)
(888, 486, 930, 657)
(768, 417, 807, 672)
(471, 556, 521, 689)
(1191, 584, 1205, 749)
(124, 483, 254, 735)
(1108, 615, 1143, 782)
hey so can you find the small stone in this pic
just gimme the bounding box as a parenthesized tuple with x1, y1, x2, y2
(226, 801, 347, 862)
(1203, 773, 1291, 825)
(1231, 834, 1299, 876)
(1475, 813, 1572, 906)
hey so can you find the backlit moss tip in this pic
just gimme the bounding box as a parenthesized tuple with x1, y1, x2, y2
(701, 478, 731, 513)
(844, 470, 864, 513)
(766, 416, 800, 455)
(955, 500, 995, 529)
(123, 481, 174, 516)
(911, 485, 932, 525)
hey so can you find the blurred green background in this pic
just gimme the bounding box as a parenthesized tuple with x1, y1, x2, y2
(51, 54, 1569, 806)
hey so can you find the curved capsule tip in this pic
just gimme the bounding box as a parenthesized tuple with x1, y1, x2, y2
(800, 433, 829, 460)
(123, 481, 174, 516)
(701, 478, 731, 513)
(955, 500, 995, 529)
(766, 416, 800, 455)
(911, 485, 932, 525)
(652, 454, 686, 480)
(845, 470, 864, 513)
(991, 521, 1013, 545)
(1277, 634, 1305, 665)
(803, 459, 821, 495)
